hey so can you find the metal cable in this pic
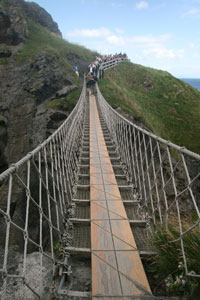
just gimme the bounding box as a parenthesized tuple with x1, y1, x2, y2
(96, 82, 200, 278)
(0, 83, 86, 299)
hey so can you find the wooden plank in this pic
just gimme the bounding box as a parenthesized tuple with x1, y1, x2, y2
(66, 290, 91, 297)
(106, 200, 127, 220)
(89, 94, 152, 299)
(65, 246, 90, 253)
(102, 173, 117, 185)
(91, 220, 114, 251)
(116, 251, 152, 296)
(70, 218, 90, 223)
(92, 251, 122, 297)
(90, 174, 104, 185)
(129, 220, 147, 226)
(104, 184, 121, 200)
(90, 185, 107, 201)
(91, 201, 109, 220)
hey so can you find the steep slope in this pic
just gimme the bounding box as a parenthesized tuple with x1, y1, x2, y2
(0, 0, 97, 173)
(98, 61, 200, 154)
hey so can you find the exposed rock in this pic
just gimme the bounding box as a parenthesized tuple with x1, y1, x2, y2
(47, 111, 68, 129)
(23, 1, 61, 36)
(0, 0, 29, 45)
(0, 46, 12, 57)
(0, 247, 54, 300)
(0, 1, 78, 254)
(0, 52, 75, 166)
(56, 84, 77, 98)
(50, 111, 68, 122)
(0, 1, 93, 297)
(23, 54, 74, 105)
(0, 10, 26, 45)
(144, 79, 153, 91)
(1, 0, 61, 46)
(0, 115, 8, 173)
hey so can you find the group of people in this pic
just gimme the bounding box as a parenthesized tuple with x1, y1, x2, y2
(101, 52, 128, 62)
(73, 52, 129, 94)
(87, 53, 128, 76)
(88, 56, 102, 76)
(86, 55, 104, 92)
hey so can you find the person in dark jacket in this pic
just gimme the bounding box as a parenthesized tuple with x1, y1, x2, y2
(86, 72, 97, 95)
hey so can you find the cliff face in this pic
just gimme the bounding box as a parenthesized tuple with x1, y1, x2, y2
(0, 53, 73, 170)
(0, 0, 96, 254)
(0, 0, 61, 46)
(0, 0, 95, 174)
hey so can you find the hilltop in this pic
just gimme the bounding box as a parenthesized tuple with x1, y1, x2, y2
(0, 0, 97, 173)
(98, 62, 200, 154)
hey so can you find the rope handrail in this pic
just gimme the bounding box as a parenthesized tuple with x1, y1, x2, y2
(0, 84, 86, 182)
(96, 84, 200, 161)
(96, 83, 200, 279)
(0, 83, 87, 299)
(1, 60, 200, 299)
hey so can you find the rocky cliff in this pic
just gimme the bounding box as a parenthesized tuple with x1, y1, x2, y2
(0, 0, 61, 46)
(0, 0, 96, 174)
(0, 0, 97, 257)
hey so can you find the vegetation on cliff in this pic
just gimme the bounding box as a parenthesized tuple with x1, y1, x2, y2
(46, 87, 82, 111)
(14, 21, 97, 70)
(2, 0, 200, 156)
(0, 0, 98, 167)
(98, 62, 200, 154)
(149, 220, 200, 297)
(13, 20, 97, 108)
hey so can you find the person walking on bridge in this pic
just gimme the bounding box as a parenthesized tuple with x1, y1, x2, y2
(86, 72, 97, 95)
(74, 65, 79, 77)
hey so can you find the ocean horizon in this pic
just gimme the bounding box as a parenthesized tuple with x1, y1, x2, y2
(179, 78, 200, 91)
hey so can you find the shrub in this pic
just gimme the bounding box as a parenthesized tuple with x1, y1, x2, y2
(149, 220, 200, 297)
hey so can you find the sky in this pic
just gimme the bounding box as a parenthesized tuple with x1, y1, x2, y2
(27, 0, 200, 78)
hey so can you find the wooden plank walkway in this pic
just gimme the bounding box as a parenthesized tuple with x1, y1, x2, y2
(89, 94, 152, 299)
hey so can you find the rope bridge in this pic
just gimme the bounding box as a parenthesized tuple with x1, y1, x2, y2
(0, 59, 200, 299)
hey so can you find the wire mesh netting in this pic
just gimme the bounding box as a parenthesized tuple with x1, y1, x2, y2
(96, 83, 200, 279)
(0, 85, 86, 299)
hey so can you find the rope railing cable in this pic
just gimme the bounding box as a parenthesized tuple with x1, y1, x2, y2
(1, 63, 200, 299)
(96, 83, 200, 278)
(0, 83, 86, 299)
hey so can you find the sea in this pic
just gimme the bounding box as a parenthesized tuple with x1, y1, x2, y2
(179, 78, 200, 91)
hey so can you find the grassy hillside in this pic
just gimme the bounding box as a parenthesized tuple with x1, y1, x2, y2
(13, 20, 97, 108)
(98, 62, 200, 154)
(14, 20, 97, 78)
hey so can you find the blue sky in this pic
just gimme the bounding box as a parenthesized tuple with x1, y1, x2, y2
(27, 0, 200, 78)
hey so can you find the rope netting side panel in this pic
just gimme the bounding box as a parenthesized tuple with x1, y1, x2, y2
(96, 84, 200, 279)
(0, 84, 86, 299)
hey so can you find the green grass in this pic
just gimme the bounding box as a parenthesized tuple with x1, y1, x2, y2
(14, 21, 98, 66)
(13, 20, 96, 111)
(149, 221, 200, 297)
(0, 0, 6, 9)
(46, 87, 82, 111)
(0, 58, 8, 65)
(98, 62, 200, 154)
